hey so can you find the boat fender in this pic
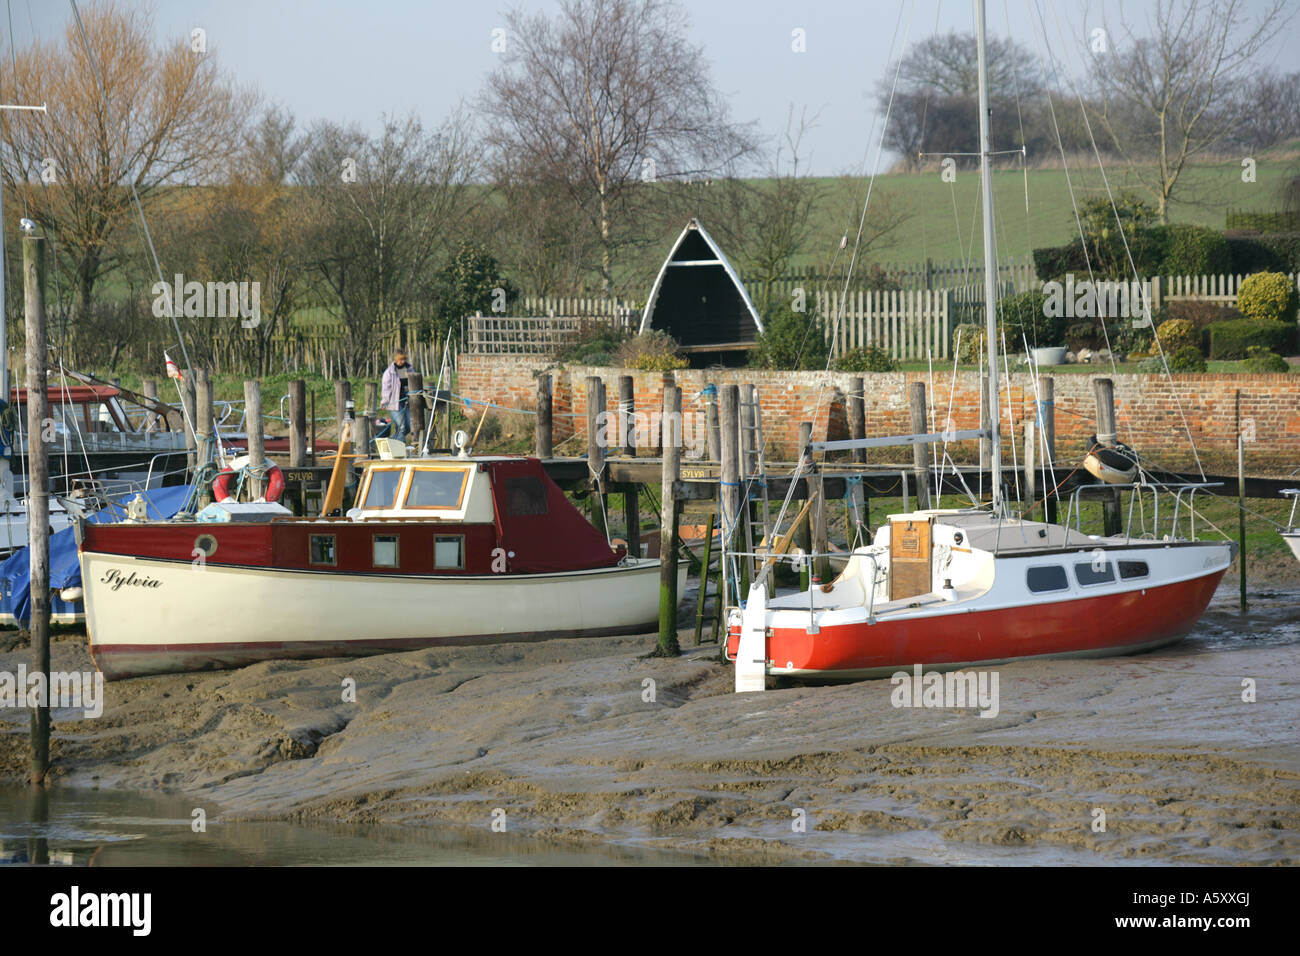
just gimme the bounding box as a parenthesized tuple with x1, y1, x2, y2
(213, 455, 286, 504)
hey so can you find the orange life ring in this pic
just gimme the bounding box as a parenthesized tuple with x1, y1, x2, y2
(212, 455, 285, 504)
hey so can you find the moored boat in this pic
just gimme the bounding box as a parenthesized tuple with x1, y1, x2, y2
(78, 444, 684, 680)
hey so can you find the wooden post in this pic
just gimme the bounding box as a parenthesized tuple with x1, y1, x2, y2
(356, 382, 375, 458)
(618, 374, 635, 456)
(585, 376, 607, 537)
(1094, 377, 1121, 536)
(181, 374, 197, 471)
(848, 376, 866, 464)
(1023, 419, 1037, 517)
(693, 512, 715, 645)
(1237, 391, 1247, 613)
(1041, 376, 1057, 524)
(624, 486, 641, 558)
(141, 378, 160, 431)
(657, 384, 682, 656)
(535, 373, 553, 458)
(719, 385, 741, 607)
(979, 404, 991, 500)
(797, 421, 813, 590)
(310, 389, 316, 464)
(811, 460, 829, 583)
(407, 372, 424, 444)
(289, 380, 307, 467)
(244, 380, 266, 499)
(909, 381, 932, 511)
(194, 369, 214, 507)
(23, 235, 49, 786)
(705, 383, 720, 462)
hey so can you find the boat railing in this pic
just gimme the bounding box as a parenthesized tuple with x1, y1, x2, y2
(725, 547, 882, 636)
(1064, 481, 1223, 543)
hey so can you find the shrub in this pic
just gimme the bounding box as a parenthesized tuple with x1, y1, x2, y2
(1166, 345, 1207, 372)
(1114, 324, 1154, 357)
(1065, 320, 1106, 351)
(834, 346, 898, 372)
(749, 305, 828, 370)
(1226, 233, 1300, 274)
(1208, 319, 1295, 359)
(1032, 242, 1088, 281)
(1236, 271, 1299, 324)
(1156, 318, 1201, 354)
(1241, 346, 1290, 373)
(1164, 299, 1242, 330)
(1159, 224, 1232, 276)
(553, 321, 633, 365)
(952, 323, 984, 365)
(613, 330, 687, 371)
(999, 290, 1061, 348)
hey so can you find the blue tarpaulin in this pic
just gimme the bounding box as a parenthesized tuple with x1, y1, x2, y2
(0, 485, 193, 625)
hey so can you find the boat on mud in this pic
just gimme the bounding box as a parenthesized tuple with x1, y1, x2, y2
(77, 434, 684, 680)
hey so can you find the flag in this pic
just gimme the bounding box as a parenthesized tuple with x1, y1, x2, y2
(165, 351, 183, 381)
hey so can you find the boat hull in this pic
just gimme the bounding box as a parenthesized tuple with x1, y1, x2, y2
(81, 554, 685, 680)
(1284, 532, 1300, 564)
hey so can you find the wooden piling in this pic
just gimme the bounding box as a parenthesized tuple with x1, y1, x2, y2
(23, 235, 49, 786)
(535, 373, 553, 458)
(181, 374, 197, 471)
(356, 382, 375, 458)
(585, 376, 607, 537)
(407, 372, 424, 443)
(657, 384, 682, 656)
(194, 369, 214, 506)
(289, 380, 307, 467)
(1094, 377, 1121, 536)
(141, 378, 160, 430)
(1041, 376, 1057, 523)
(705, 383, 720, 462)
(1236, 391, 1247, 612)
(848, 377, 865, 464)
(244, 379, 266, 499)
(719, 386, 741, 606)
(618, 374, 635, 456)
(624, 486, 641, 558)
(310, 390, 316, 464)
(810, 459, 829, 582)
(909, 382, 931, 511)
(1023, 419, 1037, 516)
(797, 421, 813, 590)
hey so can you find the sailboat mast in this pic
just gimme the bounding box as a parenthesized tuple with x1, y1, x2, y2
(975, 0, 1002, 515)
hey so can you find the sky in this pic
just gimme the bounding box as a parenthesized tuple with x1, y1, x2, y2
(8, 0, 1300, 176)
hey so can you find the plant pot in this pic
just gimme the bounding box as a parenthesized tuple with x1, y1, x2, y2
(1032, 346, 1068, 366)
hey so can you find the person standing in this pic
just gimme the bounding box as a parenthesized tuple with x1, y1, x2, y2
(381, 350, 417, 440)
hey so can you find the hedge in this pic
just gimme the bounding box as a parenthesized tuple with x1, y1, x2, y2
(1225, 233, 1300, 274)
(1207, 319, 1296, 359)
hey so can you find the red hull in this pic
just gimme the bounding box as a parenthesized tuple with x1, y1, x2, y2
(730, 569, 1226, 678)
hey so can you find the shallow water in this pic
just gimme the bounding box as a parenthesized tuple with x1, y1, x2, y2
(0, 787, 711, 866)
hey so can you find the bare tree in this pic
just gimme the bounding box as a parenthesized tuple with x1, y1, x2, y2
(297, 112, 478, 374)
(480, 0, 755, 293)
(0, 1, 254, 315)
(240, 104, 308, 186)
(1088, 0, 1296, 222)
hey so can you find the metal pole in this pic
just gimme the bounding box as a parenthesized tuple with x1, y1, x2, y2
(976, 0, 1002, 516)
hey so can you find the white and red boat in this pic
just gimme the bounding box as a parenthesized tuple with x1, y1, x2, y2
(1282, 489, 1300, 563)
(78, 443, 683, 680)
(727, 509, 1232, 686)
(724, 0, 1234, 691)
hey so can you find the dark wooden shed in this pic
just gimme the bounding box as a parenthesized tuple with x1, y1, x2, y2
(638, 219, 763, 366)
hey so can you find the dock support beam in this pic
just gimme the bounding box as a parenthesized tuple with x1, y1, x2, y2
(535, 373, 552, 458)
(719, 386, 741, 611)
(585, 375, 607, 537)
(24, 235, 49, 786)
(657, 383, 682, 656)
(909, 382, 932, 511)
(1094, 377, 1121, 536)
(244, 379, 266, 499)
(848, 377, 865, 464)
(289, 380, 307, 467)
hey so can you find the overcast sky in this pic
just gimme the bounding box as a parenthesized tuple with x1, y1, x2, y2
(10, 0, 1300, 176)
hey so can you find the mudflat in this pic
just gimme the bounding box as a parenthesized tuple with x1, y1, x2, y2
(1, 584, 1296, 864)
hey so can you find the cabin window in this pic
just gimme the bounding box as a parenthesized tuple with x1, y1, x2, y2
(406, 469, 468, 509)
(434, 535, 464, 570)
(1026, 565, 1068, 593)
(1118, 560, 1149, 580)
(372, 535, 399, 568)
(1075, 561, 1116, 586)
(309, 534, 336, 566)
(362, 470, 404, 509)
(504, 476, 548, 515)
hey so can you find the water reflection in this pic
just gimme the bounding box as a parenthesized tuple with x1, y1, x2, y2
(0, 787, 709, 867)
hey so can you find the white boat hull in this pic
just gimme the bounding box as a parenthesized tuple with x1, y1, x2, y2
(81, 553, 687, 680)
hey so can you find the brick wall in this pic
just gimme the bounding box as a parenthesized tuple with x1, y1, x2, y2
(457, 354, 1299, 473)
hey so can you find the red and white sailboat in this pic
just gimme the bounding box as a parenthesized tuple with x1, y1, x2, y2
(726, 0, 1234, 691)
(78, 432, 684, 680)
